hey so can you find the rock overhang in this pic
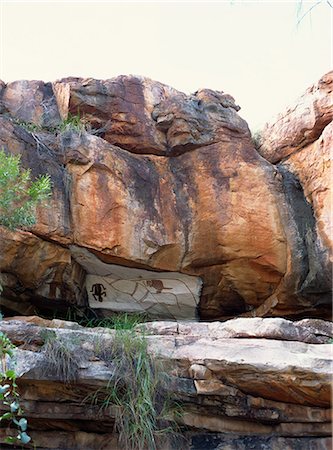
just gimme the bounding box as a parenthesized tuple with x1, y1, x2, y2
(71, 246, 202, 320)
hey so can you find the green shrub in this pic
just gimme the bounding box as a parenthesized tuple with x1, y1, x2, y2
(0, 329, 31, 445)
(0, 149, 51, 230)
(0, 150, 52, 447)
(11, 113, 86, 135)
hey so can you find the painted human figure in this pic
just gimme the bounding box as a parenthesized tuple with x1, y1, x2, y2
(90, 283, 106, 302)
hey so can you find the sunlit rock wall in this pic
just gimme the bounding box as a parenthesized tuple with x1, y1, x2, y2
(0, 72, 331, 320)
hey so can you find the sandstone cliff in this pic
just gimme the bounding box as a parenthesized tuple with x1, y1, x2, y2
(0, 72, 332, 450)
(0, 73, 332, 321)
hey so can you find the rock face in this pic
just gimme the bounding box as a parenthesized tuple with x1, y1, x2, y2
(258, 71, 332, 319)
(259, 72, 333, 163)
(0, 73, 332, 320)
(73, 246, 202, 319)
(0, 317, 331, 449)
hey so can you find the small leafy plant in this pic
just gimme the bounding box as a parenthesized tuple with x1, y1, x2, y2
(0, 149, 51, 230)
(0, 330, 31, 445)
(0, 150, 52, 447)
(10, 113, 86, 136)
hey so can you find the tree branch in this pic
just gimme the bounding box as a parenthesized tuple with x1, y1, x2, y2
(297, 0, 324, 25)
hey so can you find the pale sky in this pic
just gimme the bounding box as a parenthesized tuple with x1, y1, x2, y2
(0, 1, 331, 130)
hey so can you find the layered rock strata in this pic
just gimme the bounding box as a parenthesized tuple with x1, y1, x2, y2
(0, 316, 331, 449)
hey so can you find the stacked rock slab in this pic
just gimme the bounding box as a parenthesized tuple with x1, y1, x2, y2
(0, 316, 331, 449)
(0, 73, 332, 319)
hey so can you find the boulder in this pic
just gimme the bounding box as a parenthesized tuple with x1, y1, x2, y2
(55, 76, 176, 155)
(0, 80, 63, 128)
(258, 71, 333, 163)
(0, 227, 85, 316)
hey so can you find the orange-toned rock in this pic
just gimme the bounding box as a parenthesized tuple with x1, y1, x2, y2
(253, 73, 332, 319)
(259, 71, 333, 163)
(0, 227, 69, 289)
(0, 74, 331, 320)
(282, 121, 332, 260)
(65, 130, 287, 319)
(54, 76, 249, 157)
(152, 87, 247, 155)
(0, 116, 72, 242)
(56, 76, 177, 155)
(1, 80, 63, 128)
(0, 227, 85, 315)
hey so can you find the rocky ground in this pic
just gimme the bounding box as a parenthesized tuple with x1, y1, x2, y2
(0, 316, 332, 449)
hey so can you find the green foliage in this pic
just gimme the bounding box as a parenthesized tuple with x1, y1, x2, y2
(84, 313, 148, 331)
(12, 118, 43, 133)
(251, 130, 262, 150)
(89, 327, 178, 450)
(57, 113, 86, 135)
(0, 149, 51, 230)
(0, 330, 31, 445)
(0, 149, 51, 447)
(40, 330, 83, 384)
(12, 113, 86, 136)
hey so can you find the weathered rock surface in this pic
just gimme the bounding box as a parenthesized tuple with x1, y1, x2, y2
(72, 245, 202, 319)
(1, 80, 63, 129)
(0, 317, 331, 449)
(258, 71, 333, 163)
(255, 71, 332, 319)
(281, 120, 332, 264)
(0, 73, 331, 320)
(56, 76, 247, 156)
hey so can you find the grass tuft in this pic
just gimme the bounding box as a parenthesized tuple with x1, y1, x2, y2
(13, 119, 43, 133)
(10, 113, 86, 136)
(84, 313, 148, 331)
(57, 113, 86, 135)
(40, 330, 84, 384)
(90, 327, 179, 450)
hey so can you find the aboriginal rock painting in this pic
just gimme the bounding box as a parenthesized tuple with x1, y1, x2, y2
(86, 273, 202, 320)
